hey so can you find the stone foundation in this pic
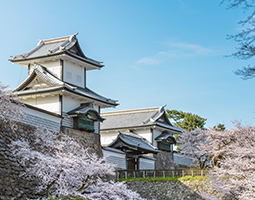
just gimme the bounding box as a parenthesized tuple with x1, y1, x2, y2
(0, 120, 42, 199)
(0, 121, 103, 199)
(126, 181, 204, 200)
(61, 127, 103, 157)
(154, 150, 175, 169)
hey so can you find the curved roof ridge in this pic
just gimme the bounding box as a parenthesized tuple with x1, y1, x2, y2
(84, 86, 118, 104)
(143, 105, 166, 124)
(14, 69, 37, 92)
(41, 33, 78, 44)
(25, 42, 45, 58)
(67, 102, 105, 122)
(33, 63, 64, 86)
(151, 105, 167, 122)
(14, 63, 64, 91)
(101, 106, 163, 116)
(118, 132, 158, 151)
(11, 34, 78, 60)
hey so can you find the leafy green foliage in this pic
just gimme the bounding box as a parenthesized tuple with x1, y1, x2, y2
(213, 123, 226, 131)
(166, 110, 207, 131)
(166, 110, 207, 151)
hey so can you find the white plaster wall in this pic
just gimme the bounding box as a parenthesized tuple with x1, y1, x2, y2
(23, 106, 61, 124)
(103, 150, 126, 169)
(135, 129, 152, 144)
(39, 60, 61, 79)
(152, 129, 162, 147)
(101, 131, 119, 146)
(62, 96, 80, 112)
(63, 60, 84, 88)
(23, 96, 60, 114)
(18, 106, 62, 131)
(139, 158, 155, 170)
(94, 121, 99, 134)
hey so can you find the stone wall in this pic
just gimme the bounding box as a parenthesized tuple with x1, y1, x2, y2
(21, 113, 60, 131)
(0, 120, 103, 199)
(126, 181, 203, 200)
(126, 179, 223, 200)
(154, 150, 175, 169)
(0, 120, 42, 200)
(61, 127, 103, 157)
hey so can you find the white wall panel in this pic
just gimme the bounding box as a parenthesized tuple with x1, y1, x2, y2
(23, 96, 60, 114)
(63, 60, 84, 88)
(62, 96, 80, 112)
(135, 129, 152, 143)
(103, 150, 126, 169)
(152, 129, 162, 147)
(101, 131, 119, 146)
(139, 158, 155, 170)
(39, 60, 61, 79)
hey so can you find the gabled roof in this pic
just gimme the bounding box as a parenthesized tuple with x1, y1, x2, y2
(13, 63, 118, 108)
(155, 131, 177, 144)
(67, 102, 105, 122)
(14, 63, 66, 92)
(101, 106, 183, 133)
(102, 146, 126, 155)
(9, 34, 104, 70)
(108, 132, 159, 154)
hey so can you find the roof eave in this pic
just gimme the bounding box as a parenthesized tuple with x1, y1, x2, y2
(15, 87, 118, 108)
(63, 87, 118, 107)
(108, 135, 158, 154)
(101, 123, 183, 133)
(9, 52, 104, 69)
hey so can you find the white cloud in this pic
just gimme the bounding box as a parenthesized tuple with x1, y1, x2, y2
(169, 42, 213, 55)
(136, 42, 215, 65)
(136, 55, 162, 65)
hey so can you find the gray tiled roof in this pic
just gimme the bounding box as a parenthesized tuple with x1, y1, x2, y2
(67, 102, 105, 122)
(108, 132, 159, 153)
(10, 34, 103, 68)
(14, 63, 118, 107)
(155, 132, 177, 144)
(155, 122, 183, 132)
(14, 63, 65, 92)
(139, 155, 156, 161)
(101, 106, 183, 133)
(102, 146, 126, 154)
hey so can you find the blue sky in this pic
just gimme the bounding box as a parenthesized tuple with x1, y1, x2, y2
(0, 0, 255, 129)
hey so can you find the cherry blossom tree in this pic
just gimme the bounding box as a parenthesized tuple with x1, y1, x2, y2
(10, 127, 144, 200)
(0, 81, 142, 199)
(200, 122, 255, 200)
(178, 128, 210, 168)
(179, 122, 255, 199)
(0, 82, 24, 127)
